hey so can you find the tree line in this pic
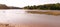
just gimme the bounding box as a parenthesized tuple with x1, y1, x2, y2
(24, 3, 60, 10)
(0, 3, 60, 10)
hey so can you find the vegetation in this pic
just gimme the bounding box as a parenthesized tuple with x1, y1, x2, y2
(0, 4, 21, 9)
(0, 4, 9, 9)
(27, 11, 60, 16)
(24, 3, 60, 10)
(0, 3, 60, 10)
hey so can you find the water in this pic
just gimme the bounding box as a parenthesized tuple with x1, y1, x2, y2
(0, 9, 60, 25)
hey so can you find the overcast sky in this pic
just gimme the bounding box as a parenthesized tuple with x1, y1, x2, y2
(0, 0, 60, 7)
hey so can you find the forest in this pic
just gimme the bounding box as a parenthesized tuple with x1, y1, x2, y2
(24, 3, 60, 10)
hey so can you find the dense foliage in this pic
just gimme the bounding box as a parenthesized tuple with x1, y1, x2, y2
(24, 3, 60, 10)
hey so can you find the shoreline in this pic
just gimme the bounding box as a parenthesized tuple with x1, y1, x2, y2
(26, 11, 60, 16)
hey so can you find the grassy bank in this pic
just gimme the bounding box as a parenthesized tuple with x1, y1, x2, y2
(26, 11, 60, 16)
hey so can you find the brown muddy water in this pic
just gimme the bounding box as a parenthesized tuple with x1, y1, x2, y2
(0, 9, 60, 27)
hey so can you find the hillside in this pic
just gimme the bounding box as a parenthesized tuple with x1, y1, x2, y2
(0, 4, 21, 9)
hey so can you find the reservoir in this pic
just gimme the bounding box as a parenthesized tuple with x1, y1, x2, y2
(0, 9, 60, 27)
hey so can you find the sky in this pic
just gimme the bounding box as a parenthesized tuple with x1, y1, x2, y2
(0, 0, 60, 7)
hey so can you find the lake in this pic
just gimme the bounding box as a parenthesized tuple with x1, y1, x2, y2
(0, 9, 60, 27)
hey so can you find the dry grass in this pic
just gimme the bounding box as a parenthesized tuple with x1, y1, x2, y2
(26, 11, 60, 16)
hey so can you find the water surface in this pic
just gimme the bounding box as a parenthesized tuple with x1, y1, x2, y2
(0, 9, 60, 25)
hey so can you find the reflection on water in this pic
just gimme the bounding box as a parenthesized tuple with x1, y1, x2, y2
(0, 9, 60, 25)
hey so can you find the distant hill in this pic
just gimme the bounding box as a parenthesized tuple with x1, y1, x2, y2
(0, 4, 9, 9)
(0, 4, 22, 9)
(8, 6, 22, 9)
